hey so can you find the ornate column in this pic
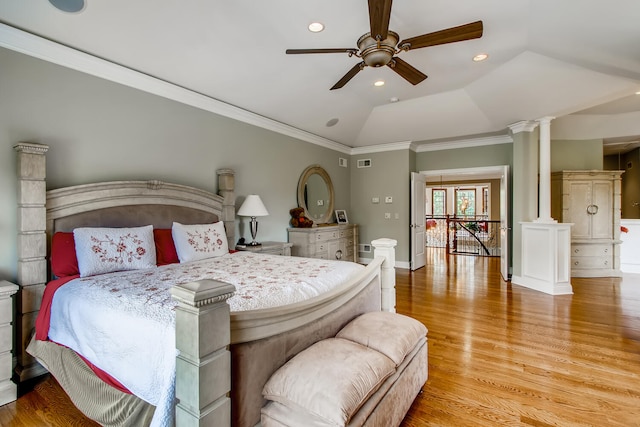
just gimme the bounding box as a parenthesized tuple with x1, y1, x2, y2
(14, 142, 49, 381)
(170, 279, 236, 427)
(535, 116, 556, 223)
(510, 119, 573, 295)
(217, 169, 235, 246)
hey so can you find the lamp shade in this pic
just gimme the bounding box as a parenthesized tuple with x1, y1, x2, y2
(237, 195, 269, 217)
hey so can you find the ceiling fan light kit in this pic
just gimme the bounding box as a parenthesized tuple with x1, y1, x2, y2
(286, 0, 483, 90)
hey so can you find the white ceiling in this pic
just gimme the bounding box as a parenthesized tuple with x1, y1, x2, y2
(1, 0, 640, 152)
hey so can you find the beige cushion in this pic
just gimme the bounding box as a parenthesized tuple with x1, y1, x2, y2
(337, 312, 427, 366)
(262, 338, 395, 426)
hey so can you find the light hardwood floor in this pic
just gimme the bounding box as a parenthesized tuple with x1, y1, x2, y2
(399, 249, 640, 427)
(1, 248, 639, 426)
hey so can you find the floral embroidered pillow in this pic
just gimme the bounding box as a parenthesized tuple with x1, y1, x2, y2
(73, 225, 157, 277)
(172, 221, 229, 263)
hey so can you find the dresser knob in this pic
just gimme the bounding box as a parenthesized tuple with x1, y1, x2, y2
(574, 249, 579, 253)
(574, 261, 579, 266)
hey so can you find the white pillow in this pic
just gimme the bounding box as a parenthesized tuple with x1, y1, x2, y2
(171, 221, 229, 263)
(73, 225, 157, 277)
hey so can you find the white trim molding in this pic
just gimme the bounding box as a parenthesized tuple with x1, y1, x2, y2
(414, 134, 513, 153)
(0, 23, 352, 155)
(508, 120, 539, 134)
(350, 141, 414, 155)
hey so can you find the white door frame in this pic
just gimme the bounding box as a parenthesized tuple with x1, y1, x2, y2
(419, 165, 510, 280)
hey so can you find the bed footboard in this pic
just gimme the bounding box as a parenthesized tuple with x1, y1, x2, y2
(170, 279, 236, 427)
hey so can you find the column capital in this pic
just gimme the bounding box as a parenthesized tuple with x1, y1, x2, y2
(14, 142, 49, 154)
(508, 120, 538, 134)
(536, 116, 556, 125)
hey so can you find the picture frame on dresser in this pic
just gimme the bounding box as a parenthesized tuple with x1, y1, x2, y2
(335, 210, 348, 224)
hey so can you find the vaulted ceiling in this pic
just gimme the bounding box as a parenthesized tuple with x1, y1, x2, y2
(1, 0, 639, 151)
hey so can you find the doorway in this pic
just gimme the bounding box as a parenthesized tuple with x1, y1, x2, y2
(411, 166, 510, 280)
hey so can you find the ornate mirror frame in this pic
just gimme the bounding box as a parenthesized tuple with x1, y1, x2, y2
(297, 164, 335, 224)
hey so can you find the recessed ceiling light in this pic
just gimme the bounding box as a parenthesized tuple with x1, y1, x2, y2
(326, 118, 339, 127)
(374, 80, 385, 87)
(390, 97, 399, 103)
(636, 90, 640, 95)
(308, 22, 324, 33)
(473, 53, 489, 62)
(49, 0, 86, 13)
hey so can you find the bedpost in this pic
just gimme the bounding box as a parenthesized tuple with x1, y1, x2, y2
(372, 238, 397, 313)
(217, 169, 235, 248)
(13, 142, 50, 382)
(170, 280, 236, 427)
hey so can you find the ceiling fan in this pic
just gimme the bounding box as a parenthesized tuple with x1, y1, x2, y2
(285, 0, 483, 90)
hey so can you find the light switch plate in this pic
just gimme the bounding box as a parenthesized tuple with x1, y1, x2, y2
(372, 197, 380, 204)
(385, 196, 393, 203)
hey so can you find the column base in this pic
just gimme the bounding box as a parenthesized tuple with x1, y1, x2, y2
(512, 222, 573, 295)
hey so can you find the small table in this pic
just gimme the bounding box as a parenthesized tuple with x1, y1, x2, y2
(235, 241, 293, 256)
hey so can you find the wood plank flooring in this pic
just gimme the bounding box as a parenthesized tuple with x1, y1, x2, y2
(399, 249, 640, 427)
(1, 247, 639, 426)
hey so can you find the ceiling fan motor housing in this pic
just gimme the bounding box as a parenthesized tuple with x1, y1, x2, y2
(357, 31, 399, 67)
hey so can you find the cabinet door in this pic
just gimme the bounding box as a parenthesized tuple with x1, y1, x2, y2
(567, 181, 592, 239)
(591, 181, 613, 239)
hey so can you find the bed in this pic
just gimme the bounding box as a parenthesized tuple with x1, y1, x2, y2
(14, 142, 398, 427)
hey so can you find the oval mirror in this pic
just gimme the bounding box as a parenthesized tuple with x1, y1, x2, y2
(297, 165, 334, 224)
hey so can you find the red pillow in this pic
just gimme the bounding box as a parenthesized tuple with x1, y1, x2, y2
(51, 232, 79, 278)
(154, 228, 179, 266)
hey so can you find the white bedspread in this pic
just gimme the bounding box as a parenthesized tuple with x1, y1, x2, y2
(47, 252, 364, 427)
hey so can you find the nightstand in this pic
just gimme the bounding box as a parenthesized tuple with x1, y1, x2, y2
(0, 280, 18, 406)
(235, 241, 293, 256)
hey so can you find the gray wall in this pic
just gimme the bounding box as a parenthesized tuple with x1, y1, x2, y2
(351, 150, 412, 264)
(0, 47, 350, 280)
(416, 143, 513, 171)
(551, 139, 603, 171)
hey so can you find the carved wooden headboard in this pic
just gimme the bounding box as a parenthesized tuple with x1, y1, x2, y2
(13, 141, 236, 382)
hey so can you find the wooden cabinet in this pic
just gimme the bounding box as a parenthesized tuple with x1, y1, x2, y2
(235, 241, 293, 256)
(0, 281, 18, 406)
(551, 170, 623, 277)
(288, 224, 358, 262)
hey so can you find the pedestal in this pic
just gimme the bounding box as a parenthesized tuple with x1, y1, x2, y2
(512, 222, 573, 295)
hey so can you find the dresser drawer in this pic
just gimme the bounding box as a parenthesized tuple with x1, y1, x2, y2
(315, 230, 340, 242)
(572, 256, 612, 269)
(572, 244, 612, 257)
(0, 298, 11, 325)
(0, 351, 11, 382)
(0, 325, 11, 353)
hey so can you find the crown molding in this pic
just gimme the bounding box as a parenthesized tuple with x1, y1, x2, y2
(350, 141, 414, 155)
(0, 24, 352, 155)
(414, 134, 513, 153)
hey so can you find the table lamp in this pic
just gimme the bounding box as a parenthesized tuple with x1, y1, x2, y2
(237, 195, 269, 246)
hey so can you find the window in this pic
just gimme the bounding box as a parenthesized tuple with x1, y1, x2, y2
(455, 188, 475, 217)
(482, 187, 489, 216)
(432, 189, 446, 216)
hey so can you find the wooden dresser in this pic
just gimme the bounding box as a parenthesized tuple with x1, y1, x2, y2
(288, 224, 358, 262)
(551, 170, 623, 277)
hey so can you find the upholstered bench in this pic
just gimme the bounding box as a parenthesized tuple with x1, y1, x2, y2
(261, 312, 428, 427)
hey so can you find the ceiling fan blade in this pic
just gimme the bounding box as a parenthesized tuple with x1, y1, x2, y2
(286, 48, 357, 55)
(388, 57, 427, 85)
(399, 20, 483, 50)
(331, 62, 365, 90)
(368, 0, 393, 41)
